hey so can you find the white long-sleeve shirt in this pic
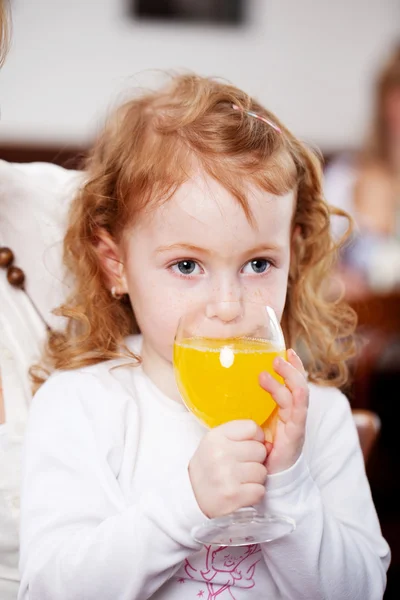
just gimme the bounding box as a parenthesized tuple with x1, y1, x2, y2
(17, 334, 390, 600)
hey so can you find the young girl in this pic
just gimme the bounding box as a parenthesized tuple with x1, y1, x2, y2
(18, 73, 390, 600)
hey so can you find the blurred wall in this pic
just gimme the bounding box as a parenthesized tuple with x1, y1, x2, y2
(0, 0, 399, 152)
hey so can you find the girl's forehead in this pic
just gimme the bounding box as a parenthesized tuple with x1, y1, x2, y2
(139, 172, 296, 231)
(126, 173, 296, 253)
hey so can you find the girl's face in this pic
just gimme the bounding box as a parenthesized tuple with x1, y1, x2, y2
(121, 172, 295, 379)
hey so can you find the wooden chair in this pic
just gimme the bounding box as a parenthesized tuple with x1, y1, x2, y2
(348, 290, 400, 411)
(352, 409, 381, 463)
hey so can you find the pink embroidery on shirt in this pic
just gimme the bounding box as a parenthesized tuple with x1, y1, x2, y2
(184, 544, 261, 599)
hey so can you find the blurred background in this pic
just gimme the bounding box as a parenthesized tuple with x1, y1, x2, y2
(0, 0, 398, 151)
(1, 1, 399, 597)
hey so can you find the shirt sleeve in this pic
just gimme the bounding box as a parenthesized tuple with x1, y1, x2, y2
(260, 387, 391, 600)
(17, 371, 206, 600)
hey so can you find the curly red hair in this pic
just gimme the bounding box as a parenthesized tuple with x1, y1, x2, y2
(32, 72, 357, 391)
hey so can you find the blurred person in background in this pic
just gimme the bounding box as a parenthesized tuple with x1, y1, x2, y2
(325, 41, 400, 299)
(0, 2, 81, 598)
(324, 41, 400, 382)
(325, 43, 400, 600)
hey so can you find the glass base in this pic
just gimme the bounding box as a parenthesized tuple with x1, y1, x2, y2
(192, 507, 296, 547)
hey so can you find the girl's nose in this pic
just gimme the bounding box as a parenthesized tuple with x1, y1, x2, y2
(209, 275, 242, 309)
(205, 301, 243, 323)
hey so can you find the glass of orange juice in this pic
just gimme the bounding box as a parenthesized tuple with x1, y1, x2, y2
(173, 301, 296, 547)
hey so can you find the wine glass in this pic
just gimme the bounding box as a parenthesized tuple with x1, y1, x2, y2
(173, 300, 296, 547)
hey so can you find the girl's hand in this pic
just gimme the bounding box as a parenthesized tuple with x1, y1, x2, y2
(189, 420, 268, 519)
(259, 349, 309, 475)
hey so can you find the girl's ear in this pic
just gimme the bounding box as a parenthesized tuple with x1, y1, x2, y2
(290, 224, 302, 254)
(95, 230, 128, 294)
(289, 225, 303, 279)
(291, 224, 301, 242)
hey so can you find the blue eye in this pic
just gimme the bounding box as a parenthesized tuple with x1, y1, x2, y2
(251, 259, 268, 273)
(175, 260, 198, 275)
(242, 259, 270, 274)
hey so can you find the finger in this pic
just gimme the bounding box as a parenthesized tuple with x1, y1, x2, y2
(219, 420, 265, 443)
(272, 355, 308, 398)
(290, 386, 309, 429)
(264, 441, 273, 456)
(239, 483, 265, 508)
(287, 348, 307, 378)
(234, 440, 267, 464)
(259, 371, 292, 411)
(239, 462, 268, 485)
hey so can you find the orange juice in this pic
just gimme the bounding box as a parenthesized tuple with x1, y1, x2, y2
(173, 337, 286, 436)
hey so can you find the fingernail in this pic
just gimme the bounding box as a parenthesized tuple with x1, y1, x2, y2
(289, 348, 297, 358)
(273, 356, 283, 368)
(262, 371, 273, 380)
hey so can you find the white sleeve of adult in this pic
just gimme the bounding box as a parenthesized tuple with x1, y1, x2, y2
(17, 372, 205, 600)
(260, 387, 390, 600)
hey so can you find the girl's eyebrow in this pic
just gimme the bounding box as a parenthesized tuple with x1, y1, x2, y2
(155, 243, 212, 255)
(154, 243, 281, 256)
